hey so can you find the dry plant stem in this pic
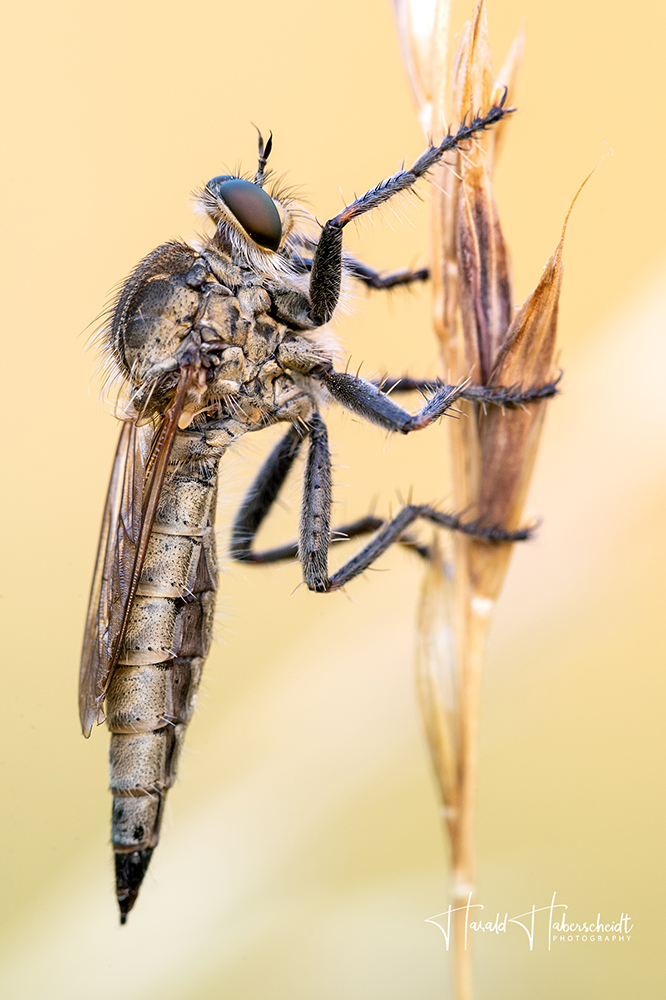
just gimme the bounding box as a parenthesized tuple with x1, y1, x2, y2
(416, 549, 459, 844)
(453, 910, 472, 1000)
(450, 558, 485, 1000)
(394, 1, 572, 998)
(431, 27, 487, 999)
(415, 553, 480, 1000)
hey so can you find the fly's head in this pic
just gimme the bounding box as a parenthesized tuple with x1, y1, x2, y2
(201, 176, 285, 252)
(195, 132, 309, 283)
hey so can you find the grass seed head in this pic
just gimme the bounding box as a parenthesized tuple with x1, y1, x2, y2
(394, 1, 580, 950)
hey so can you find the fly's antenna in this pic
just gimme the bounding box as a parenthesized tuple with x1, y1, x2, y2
(253, 126, 273, 186)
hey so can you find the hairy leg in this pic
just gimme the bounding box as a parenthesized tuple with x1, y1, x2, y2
(291, 249, 430, 291)
(297, 412, 529, 594)
(308, 97, 512, 323)
(229, 424, 428, 567)
(369, 376, 561, 407)
(229, 409, 527, 585)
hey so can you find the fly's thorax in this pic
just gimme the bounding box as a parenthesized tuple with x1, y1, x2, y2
(198, 283, 280, 382)
(111, 241, 336, 438)
(194, 267, 333, 427)
(110, 244, 238, 387)
(121, 271, 200, 381)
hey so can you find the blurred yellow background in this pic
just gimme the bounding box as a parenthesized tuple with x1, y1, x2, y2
(1, 1, 664, 997)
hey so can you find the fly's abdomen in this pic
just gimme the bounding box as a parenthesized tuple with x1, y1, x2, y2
(105, 462, 218, 919)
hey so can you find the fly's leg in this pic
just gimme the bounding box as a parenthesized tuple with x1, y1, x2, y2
(292, 251, 430, 292)
(317, 370, 466, 433)
(345, 260, 429, 291)
(230, 425, 305, 564)
(230, 413, 527, 593)
(314, 369, 561, 430)
(235, 511, 425, 566)
(230, 425, 428, 567)
(308, 98, 512, 323)
(298, 411, 529, 593)
(323, 505, 530, 592)
(367, 377, 562, 407)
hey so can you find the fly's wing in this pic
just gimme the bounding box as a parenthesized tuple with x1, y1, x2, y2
(79, 419, 149, 736)
(78, 367, 197, 736)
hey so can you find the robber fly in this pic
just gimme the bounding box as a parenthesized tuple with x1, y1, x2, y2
(80, 98, 548, 923)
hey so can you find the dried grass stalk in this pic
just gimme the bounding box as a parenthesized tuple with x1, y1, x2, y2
(393, 1, 578, 997)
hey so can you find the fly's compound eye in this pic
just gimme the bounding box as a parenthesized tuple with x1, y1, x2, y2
(209, 177, 282, 251)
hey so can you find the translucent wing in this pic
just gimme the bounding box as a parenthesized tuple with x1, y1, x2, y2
(78, 367, 196, 736)
(78, 420, 148, 736)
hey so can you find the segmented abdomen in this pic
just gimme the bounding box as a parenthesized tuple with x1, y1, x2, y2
(106, 461, 218, 861)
